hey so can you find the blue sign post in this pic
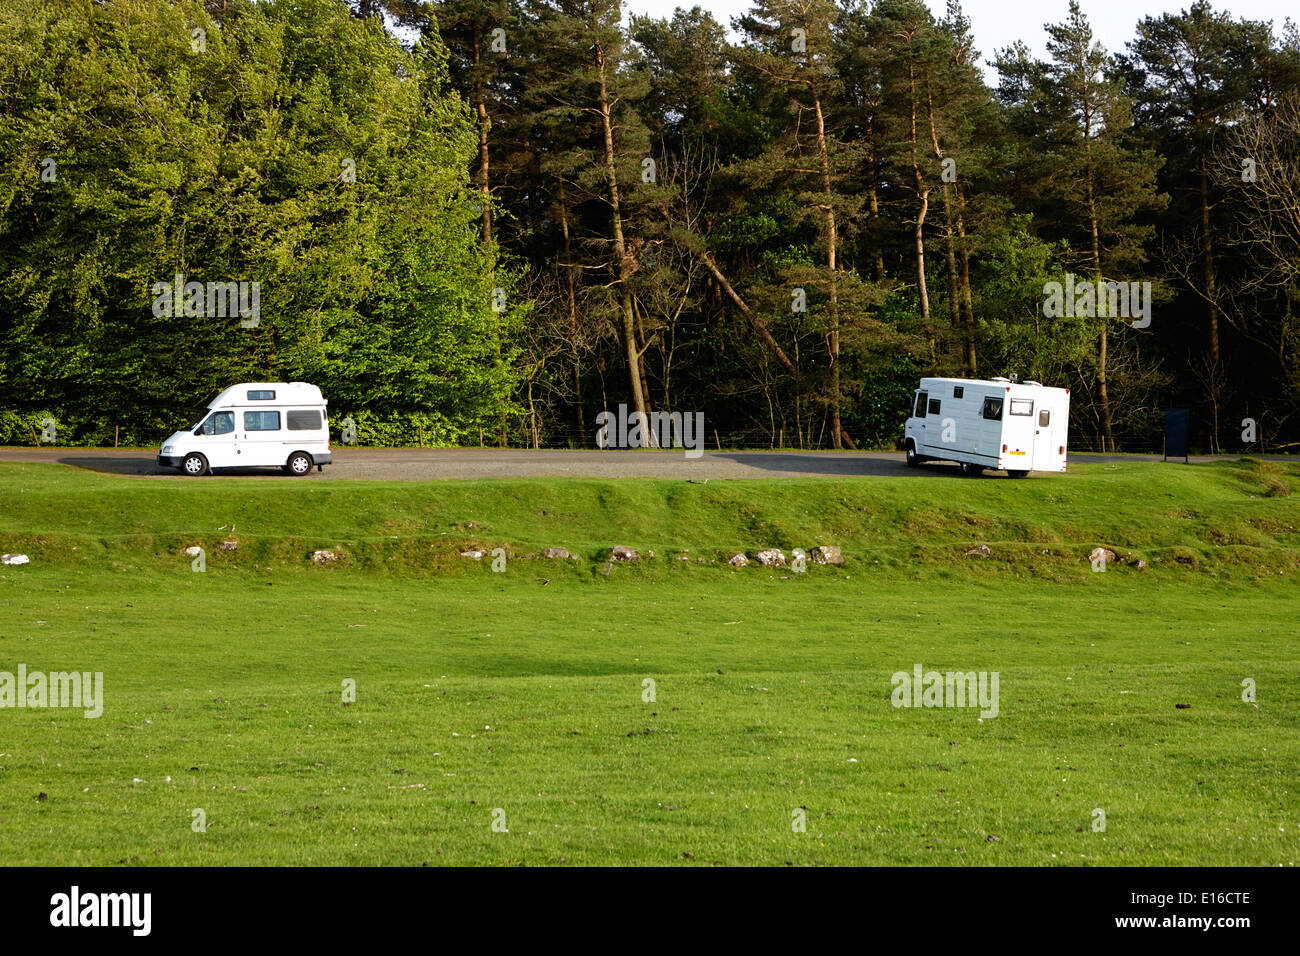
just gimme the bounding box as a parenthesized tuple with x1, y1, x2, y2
(1164, 408, 1189, 462)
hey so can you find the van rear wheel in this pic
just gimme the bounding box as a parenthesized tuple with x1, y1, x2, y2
(1008, 469, 1030, 479)
(181, 453, 208, 477)
(286, 452, 313, 476)
(960, 462, 983, 477)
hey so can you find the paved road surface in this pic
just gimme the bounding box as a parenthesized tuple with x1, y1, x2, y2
(0, 446, 1289, 480)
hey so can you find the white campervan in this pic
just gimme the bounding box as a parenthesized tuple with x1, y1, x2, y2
(157, 382, 333, 476)
(903, 376, 1069, 477)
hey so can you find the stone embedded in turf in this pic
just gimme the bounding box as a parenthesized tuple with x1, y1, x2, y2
(1089, 547, 1117, 567)
(810, 545, 843, 565)
(755, 548, 786, 567)
(610, 546, 639, 562)
(1, 553, 29, 565)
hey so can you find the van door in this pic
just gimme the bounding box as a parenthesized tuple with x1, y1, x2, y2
(239, 408, 284, 466)
(1031, 403, 1057, 471)
(193, 410, 237, 467)
(1002, 394, 1036, 468)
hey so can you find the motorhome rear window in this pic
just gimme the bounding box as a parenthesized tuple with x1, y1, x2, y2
(981, 397, 1003, 421)
(244, 410, 280, 431)
(287, 410, 321, 431)
(247, 390, 276, 401)
(1010, 398, 1034, 416)
(928, 398, 941, 416)
(953, 386, 964, 398)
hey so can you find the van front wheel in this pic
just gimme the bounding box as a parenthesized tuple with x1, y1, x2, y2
(905, 443, 920, 468)
(286, 452, 313, 476)
(181, 453, 208, 477)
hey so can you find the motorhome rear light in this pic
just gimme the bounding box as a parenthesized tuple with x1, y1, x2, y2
(1059, 445, 1064, 454)
(1002, 443, 1007, 453)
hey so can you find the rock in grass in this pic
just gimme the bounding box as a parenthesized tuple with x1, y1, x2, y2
(755, 548, 786, 567)
(544, 547, 572, 560)
(1088, 547, 1117, 567)
(810, 545, 843, 566)
(219, 540, 238, 551)
(312, 549, 341, 564)
(459, 549, 487, 560)
(965, 544, 991, 558)
(728, 553, 749, 568)
(1, 553, 30, 565)
(610, 546, 639, 562)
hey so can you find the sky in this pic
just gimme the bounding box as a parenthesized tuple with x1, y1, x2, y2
(622, 0, 1296, 77)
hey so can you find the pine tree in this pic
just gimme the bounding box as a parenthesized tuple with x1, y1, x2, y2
(996, 1, 1167, 450)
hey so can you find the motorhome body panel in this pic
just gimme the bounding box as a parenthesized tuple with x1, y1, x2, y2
(905, 377, 1069, 474)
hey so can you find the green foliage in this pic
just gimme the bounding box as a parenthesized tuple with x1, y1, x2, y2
(0, 0, 521, 445)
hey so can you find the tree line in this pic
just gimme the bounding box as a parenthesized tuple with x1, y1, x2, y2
(3, 0, 1299, 453)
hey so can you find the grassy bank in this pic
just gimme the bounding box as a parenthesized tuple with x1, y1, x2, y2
(1, 460, 1297, 865)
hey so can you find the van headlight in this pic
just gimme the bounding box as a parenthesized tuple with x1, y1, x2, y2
(161, 445, 174, 455)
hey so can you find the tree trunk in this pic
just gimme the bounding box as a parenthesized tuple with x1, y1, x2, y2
(1084, 124, 1114, 452)
(811, 87, 842, 449)
(558, 184, 583, 443)
(595, 46, 648, 429)
(909, 62, 935, 369)
(695, 247, 800, 381)
(954, 190, 977, 376)
(473, 28, 491, 245)
(1199, 158, 1220, 453)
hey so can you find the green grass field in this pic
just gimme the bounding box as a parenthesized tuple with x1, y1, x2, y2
(1, 458, 1297, 865)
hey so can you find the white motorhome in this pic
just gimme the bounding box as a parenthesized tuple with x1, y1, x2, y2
(903, 377, 1069, 477)
(157, 382, 333, 476)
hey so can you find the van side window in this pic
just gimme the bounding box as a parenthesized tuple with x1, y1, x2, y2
(953, 386, 963, 398)
(928, 398, 941, 416)
(287, 410, 322, 431)
(1009, 398, 1034, 416)
(244, 410, 281, 431)
(1039, 409, 1051, 427)
(914, 392, 928, 418)
(247, 390, 276, 401)
(201, 411, 234, 436)
(981, 397, 1003, 421)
